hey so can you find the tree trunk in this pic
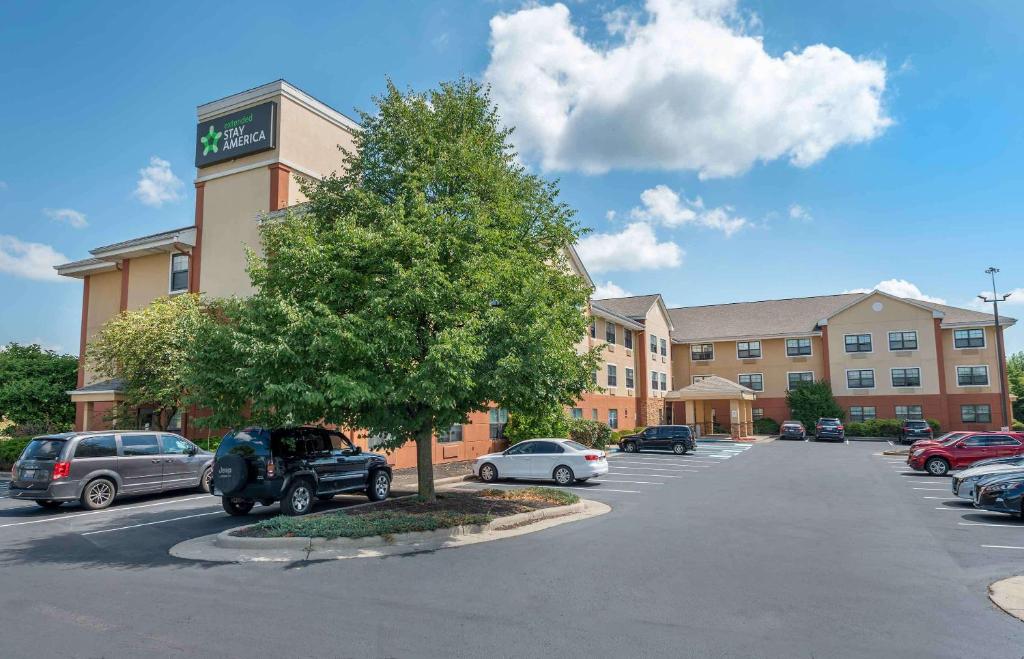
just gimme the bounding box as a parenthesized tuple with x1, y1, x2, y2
(415, 426, 435, 500)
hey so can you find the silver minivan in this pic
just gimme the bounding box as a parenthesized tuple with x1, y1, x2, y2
(9, 431, 214, 510)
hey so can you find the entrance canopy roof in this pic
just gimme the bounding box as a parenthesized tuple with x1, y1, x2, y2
(665, 376, 757, 401)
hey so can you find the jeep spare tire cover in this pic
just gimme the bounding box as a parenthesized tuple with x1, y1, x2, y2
(213, 455, 248, 495)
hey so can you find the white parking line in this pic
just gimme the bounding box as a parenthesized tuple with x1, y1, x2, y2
(81, 511, 222, 536)
(959, 521, 1024, 528)
(599, 479, 663, 485)
(611, 463, 709, 470)
(922, 496, 954, 500)
(590, 489, 640, 494)
(0, 496, 215, 528)
(912, 488, 949, 491)
(608, 472, 682, 478)
(981, 545, 1024, 550)
(935, 507, 971, 511)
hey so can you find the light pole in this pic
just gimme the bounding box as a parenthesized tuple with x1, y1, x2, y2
(978, 267, 1011, 429)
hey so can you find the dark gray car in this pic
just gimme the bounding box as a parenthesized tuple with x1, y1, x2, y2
(8, 431, 214, 510)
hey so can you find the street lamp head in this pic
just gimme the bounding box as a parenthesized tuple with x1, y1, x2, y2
(985, 266, 999, 275)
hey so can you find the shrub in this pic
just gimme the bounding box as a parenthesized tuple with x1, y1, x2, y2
(610, 427, 641, 443)
(1014, 420, 1024, 431)
(244, 509, 493, 540)
(785, 380, 844, 431)
(504, 407, 569, 445)
(753, 417, 780, 435)
(567, 418, 612, 449)
(0, 437, 31, 468)
(926, 419, 941, 434)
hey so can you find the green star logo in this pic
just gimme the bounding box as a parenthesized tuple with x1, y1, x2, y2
(201, 125, 222, 156)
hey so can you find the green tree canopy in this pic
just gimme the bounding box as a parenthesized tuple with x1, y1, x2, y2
(89, 294, 208, 430)
(785, 380, 845, 431)
(1007, 351, 1024, 421)
(187, 78, 600, 497)
(0, 343, 77, 432)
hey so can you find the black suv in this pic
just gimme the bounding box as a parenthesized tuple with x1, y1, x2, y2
(814, 418, 845, 442)
(897, 420, 933, 444)
(619, 425, 695, 455)
(212, 427, 392, 516)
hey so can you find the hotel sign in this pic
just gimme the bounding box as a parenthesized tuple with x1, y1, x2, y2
(195, 101, 276, 167)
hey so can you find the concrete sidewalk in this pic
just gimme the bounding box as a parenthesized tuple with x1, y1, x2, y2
(990, 576, 1024, 622)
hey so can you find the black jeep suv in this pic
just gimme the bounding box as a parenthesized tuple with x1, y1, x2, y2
(212, 427, 392, 516)
(619, 425, 695, 455)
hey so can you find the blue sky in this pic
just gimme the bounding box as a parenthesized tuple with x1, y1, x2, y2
(1, 0, 1022, 356)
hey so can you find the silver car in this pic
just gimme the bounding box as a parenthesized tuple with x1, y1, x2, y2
(9, 431, 214, 510)
(951, 460, 1024, 500)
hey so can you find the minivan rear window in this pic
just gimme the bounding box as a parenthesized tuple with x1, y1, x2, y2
(21, 438, 66, 460)
(216, 429, 271, 458)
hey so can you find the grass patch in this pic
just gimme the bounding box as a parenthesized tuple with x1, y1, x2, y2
(478, 487, 579, 506)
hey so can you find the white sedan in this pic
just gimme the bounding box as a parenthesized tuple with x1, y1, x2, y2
(473, 439, 608, 485)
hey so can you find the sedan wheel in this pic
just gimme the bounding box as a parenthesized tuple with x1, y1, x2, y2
(553, 465, 575, 485)
(479, 463, 498, 483)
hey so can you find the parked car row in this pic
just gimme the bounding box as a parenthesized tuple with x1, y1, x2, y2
(776, 418, 845, 442)
(903, 430, 1024, 518)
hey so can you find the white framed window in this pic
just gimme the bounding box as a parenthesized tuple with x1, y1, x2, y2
(625, 367, 634, 389)
(737, 341, 761, 359)
(844, 333, 873, 353)
(608, 409, 619, 429)
(752, 408, 764, 420)
(953, 328, 985, 349)
(738, 373, 763, 391)
(659, 338, 667, 357)
(849, 406, 876, 422)
(605, 321, 617, 344)
(437, 424, 463, 443)
(888, 330, 918, 351)
(607, 364, 617, 387)
(961, 404, 991, 423)
(787, 371, 814, 389)
(624, 330, 633, 350)
(651, 371, 659, 390)
(956, 365, 989, 386)
(691, 343, 714, 361)
(659, 373, 667, 391)
(169, 253, 190, 293)
(786, 338, 812, 356)
(895, 405, 923, 421)
(488, 408, 508, 439)
(570, 408, 583, 420)
(589, 321, 596, 338)
(891, 367, 921, 387)
(650, 334, 658, 353)
(846, 369, 875, 389)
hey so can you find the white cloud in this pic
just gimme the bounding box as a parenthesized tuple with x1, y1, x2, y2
(134, 156, 183, 207)
(0, 235, 69, 282)
(605, 210, 617, 221)
(629, 185, 747, 236)
(592, 280, 633, 299)
(844, 279, 946, 305)
(44, 208, 89, 229)
(485, 0, 890, 178)
(577, 222, 683, 273)
(788, 204, 812, 222)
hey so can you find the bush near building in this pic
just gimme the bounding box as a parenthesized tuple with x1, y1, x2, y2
(753, 417, 781, 435)
(844, 418, 941, 437)
(568, 419, 612, 449)
(785, 380, 845, 431)
(503, 406, 570, 445)
(0, 343, 77, 434)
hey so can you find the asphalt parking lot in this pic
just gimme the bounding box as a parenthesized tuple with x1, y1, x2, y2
(2, 439, 1023, 658)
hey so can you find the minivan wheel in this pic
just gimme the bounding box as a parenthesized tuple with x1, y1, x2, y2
(367, 471, 391, 502)
(673, 442, 686, 455)
(925, 457, 950, 477)
(624, 441, 638, 453)
(553, 465, 575, 485)
(479, 463, 498, 483)
(281, 480, 314, 516)
(35, 500, 63, 509)
(222, 497, 255, 516)
(199, 467, 213, 494)
(80, 478, 115, 510)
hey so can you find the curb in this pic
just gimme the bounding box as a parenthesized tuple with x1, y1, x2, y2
(215, 501, 586, 550)
(989, 576, 1024, 622)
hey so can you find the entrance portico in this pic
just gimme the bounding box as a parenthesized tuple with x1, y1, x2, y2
(665, 376, 757, 440)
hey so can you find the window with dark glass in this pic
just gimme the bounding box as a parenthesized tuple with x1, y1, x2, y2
(624, 330, 633, 349)
(608, 409, 618, 429)
(605, 321, 616, 344)
(737, 341, 761, 359)
(74, 435, 117, 458)
(888, 331, 918, 351)
(847, 369, 875, 388)
(849, 406, 876, 422)
(488, 408, 508, 439)
(891, 368, 921, 387)
(691, 343, 714, 361)
(844, 334, 872, 353)
(625, 367, 634, 389)
(170, 253, 190, 293)
(788, 372, 813, 389)
(651, 371, 659, 390)
(121, 433, 160, 456)
(160, 434, 193, 454)
(786, 338, 812, 356)
(953, 328, 985, 348)
(738, 373, 763, 391)
(650, 334, 658, 353)
(957, 366, 989, 386)
(895, 405, 923, 420)
(607, 364, 617, 387)
(752, 408, 764, 420)
(438, 424, 463, 443)
(571, 408, 583, 420)
(961, 405, 991, 424)
(590, 321, 596, 339)
(659, 373, 667, 391)
(659, 338, 667, 357)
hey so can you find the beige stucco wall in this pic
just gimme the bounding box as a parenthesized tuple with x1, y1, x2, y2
(588, 317, 639, 398)
(827, 294, 940, 396)
(643, 303, 674, 398)
(278, 95, 357, 180)
(125, 253, 171, 311)
(674, 336, 825, 397)
(199, 166, 269, 298)
(943, 325, 1001, 394)
(83, 270, 121, 385)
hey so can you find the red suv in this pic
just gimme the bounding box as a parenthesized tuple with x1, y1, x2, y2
(907, 432, 1024, 476)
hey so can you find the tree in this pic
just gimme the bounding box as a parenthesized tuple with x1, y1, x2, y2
(785, 380, 844, 431)
(89, 294, 208, 430)
(1007, 352, 1024, 421)
(187, 78, 600, 499)
(504, 403, 570, 444)
(0, 343, 77, 432)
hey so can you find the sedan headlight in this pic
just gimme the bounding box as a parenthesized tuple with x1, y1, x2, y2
(990, 480, 1024, 492)
(911, 449, 925, 457)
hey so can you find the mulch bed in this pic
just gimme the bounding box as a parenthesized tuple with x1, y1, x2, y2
(366, 491, 562, 517)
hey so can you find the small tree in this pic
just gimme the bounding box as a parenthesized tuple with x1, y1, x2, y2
(89, 294, 207, 430)
(0, 343, 77, 432)
(567, 419, 612, 450)
(1007, 352, 1024, 422)
(504, 404, 570, 444)
(785, 380, 844, 431)
(187, 79, 600, 499)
